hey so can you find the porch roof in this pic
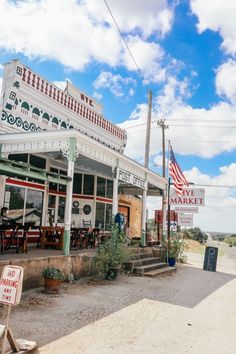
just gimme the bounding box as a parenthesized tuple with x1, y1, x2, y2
(0, 129, 167, 194)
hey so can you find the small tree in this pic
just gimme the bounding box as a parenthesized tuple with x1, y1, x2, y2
(94, 224, 128, 280)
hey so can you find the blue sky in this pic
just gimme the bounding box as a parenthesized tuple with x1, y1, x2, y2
(1, 0, 236, 232)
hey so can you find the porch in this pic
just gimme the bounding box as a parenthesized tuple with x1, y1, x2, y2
(0, 244, 158, 290)
(0, 129, 167, 255)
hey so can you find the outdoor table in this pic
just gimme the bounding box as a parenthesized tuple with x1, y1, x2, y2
(40, 226, 64, 249)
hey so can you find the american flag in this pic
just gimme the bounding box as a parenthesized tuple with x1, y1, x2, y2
(169, 144, 189, 195)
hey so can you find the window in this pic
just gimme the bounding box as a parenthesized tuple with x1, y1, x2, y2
(97, 177, 106, 197)
(8, 154, 28, 163)
(59, 170, 67, 192)
(29, 155, 46, 169)
(57, 196, 65, 223)
(49, 167, 58, 191)
(73, 173, 82, 194)
(5, 186, 25, 211)
(48, 195, 56, 225)
(96, 177, 113, 199)
(25, 189, 43, 226)
(4, 185, 43, 227)
(105, 204, 112, 229)
(95, 202, 113, 230)
(83, 174, 94, 195)
(95, 202, 105, 229)
(28, 155, 46, 184)
(107, 180, 113, 199)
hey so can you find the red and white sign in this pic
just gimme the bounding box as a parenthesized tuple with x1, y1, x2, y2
(178, 213, 193, 227)
(0, 266, 24, 306)
(175, 206, 199, 214)
(170, 188, 205, 206)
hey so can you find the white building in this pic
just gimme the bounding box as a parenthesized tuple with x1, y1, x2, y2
(0, 60, 167, 254)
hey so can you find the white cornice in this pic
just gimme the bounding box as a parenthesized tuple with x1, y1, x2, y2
(0, 129, 167, 190)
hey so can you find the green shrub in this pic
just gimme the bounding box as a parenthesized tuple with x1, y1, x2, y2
(42, 267, 64, 280)
(94, 224, 128, 280)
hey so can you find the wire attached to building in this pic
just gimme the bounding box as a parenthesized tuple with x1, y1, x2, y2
(103, 0, 142, 76)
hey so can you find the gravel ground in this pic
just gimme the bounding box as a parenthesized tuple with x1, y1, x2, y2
(1, 243, 236, 354)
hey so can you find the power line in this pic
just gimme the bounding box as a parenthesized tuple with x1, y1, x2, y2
(194, 184, 236, 188)
(104, 0, 142, 75)
(168, 124, 236, 129)
(123, 121, 236, 130)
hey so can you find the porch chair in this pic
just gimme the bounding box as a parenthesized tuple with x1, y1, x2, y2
(86, 228, 100, 248)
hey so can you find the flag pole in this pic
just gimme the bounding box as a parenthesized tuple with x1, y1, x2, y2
(167, 141, 171, 241)
(167, 177, 171, 241)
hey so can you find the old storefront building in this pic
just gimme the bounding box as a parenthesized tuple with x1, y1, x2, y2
(0, 60, 166, 254)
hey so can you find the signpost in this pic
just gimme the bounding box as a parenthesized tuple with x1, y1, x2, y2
(0, 265, 37, 353)
(203, 246, 218, 272)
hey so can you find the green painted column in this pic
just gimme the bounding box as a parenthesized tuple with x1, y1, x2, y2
(141, 175, 147, 247)
(63, 137, 77, 256)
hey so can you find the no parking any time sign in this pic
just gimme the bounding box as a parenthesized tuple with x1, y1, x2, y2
(0, 265, 24, 306)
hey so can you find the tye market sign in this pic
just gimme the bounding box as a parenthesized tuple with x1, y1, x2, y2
(170, 188, 205, 206)
(116, 168, 147, 190)
(175, 206, 199, 214)
(0, 265, 24, 306)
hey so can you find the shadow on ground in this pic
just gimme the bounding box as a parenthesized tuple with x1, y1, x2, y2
(8, 262, 236, 348)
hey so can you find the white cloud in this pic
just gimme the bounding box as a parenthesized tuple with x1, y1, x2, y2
(85, 0, 174, 38)
(216, 60, 236, 103)
(185, 164, 236, 232)
(191, 0, 236, 55)
(93, 71, 136, 97)
(53, 80, 68, 91)
(93, 91, 103, 101)
(122, 35, 166, 83)
(0, 77, 2, 95)
(0, 0, 174, 81)
(155, 76, 190, 114)
(119, 73, 236, 163)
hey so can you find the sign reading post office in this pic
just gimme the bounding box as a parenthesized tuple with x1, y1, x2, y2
(170, 188, 205, 206)
(116, 168, 147, 190)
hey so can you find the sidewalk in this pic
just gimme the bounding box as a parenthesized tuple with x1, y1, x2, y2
(36, 252, 236, 354)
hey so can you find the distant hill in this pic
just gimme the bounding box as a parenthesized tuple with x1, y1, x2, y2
(205, 231, 233, 240)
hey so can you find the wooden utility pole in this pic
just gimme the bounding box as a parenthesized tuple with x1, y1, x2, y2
(144, 90, 152, 168)
(141, 90, 152, 247)
(157, 119, 169, 240)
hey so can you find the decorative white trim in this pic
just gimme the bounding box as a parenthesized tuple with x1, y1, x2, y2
(0, 129, 167, 191)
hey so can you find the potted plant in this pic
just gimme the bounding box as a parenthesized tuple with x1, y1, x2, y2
(42, 267, 64, 293)
(94, 224, 128, 280)
(167, 237, 187, 267)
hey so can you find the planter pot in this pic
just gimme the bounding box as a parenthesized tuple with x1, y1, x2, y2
(168, 257, 176, 267)
(105, 266, 120, 280)
(180, 255, 188, 264)
(44, 278, 62, 293)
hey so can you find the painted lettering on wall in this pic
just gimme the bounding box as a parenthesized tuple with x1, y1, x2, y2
(117, 168, 147, 190)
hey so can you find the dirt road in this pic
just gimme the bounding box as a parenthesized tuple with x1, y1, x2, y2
(3, 243, 236, 353)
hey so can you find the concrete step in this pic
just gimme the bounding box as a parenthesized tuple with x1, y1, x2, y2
(130, 252, 153, 260)
(133, 262, 168, 275)
(144, 266, 177, 277)
(123, 257, 161, 271)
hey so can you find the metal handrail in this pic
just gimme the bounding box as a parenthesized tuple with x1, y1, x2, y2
(153, 238, 168, 262)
